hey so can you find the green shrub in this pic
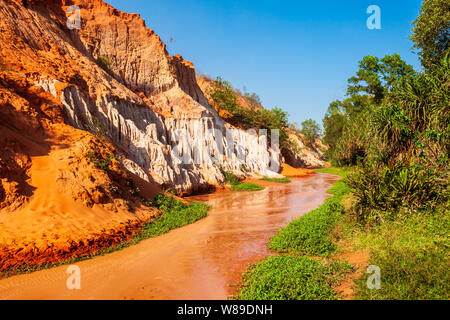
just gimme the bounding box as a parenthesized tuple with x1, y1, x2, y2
(243, 92, 263, 109)
(210, 77, 290, 146)
(154, 193, 186, 211)
(85, 115, 109, 140)
(86, 150, 114, 172)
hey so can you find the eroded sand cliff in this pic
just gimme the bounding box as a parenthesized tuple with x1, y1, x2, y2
(0, 0, 323, 272)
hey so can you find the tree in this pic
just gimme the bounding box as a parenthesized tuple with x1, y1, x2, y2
(243, 92, 262, 109)
(300, 119, 321, 147)
(323, 102, 347, 150)
(271, 107, 289, 127)
(347, 54, 415, 104)
(411, 0, 450, 70)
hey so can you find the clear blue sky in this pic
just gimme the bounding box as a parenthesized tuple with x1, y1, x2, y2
(107, 0, 423, 127)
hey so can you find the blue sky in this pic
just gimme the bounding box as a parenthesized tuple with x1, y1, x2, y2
(107, 0, 423, 127)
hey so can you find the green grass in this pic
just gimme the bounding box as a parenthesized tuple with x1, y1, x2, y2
(260, 177, 292, 183)
(268, 168, 350, 256)
(0, 195, 210, 278)
(234, 256, 353, 300)
(231, 182, 265, 191)
(141, 195, 210, 238)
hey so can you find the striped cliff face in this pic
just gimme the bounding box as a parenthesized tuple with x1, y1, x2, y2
(0, 0, 282, 196)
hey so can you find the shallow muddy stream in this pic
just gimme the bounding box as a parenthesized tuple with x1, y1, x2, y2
(0, 173, 338, 300)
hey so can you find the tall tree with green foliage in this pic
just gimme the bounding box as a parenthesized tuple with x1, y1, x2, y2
(411, 0, 450, 70)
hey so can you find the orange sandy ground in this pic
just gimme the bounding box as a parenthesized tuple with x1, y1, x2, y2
(280, 163, 315, 177)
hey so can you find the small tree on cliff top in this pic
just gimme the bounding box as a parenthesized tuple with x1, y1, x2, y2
(301, 119, 322, 147)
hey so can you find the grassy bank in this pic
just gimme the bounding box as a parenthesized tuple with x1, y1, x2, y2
(235, 167, 449, 300)
(234, 168, 353, 300)
(220, 167, 265, 192)
(261, 177, 292, 183)
(1, 195, 210, 278)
